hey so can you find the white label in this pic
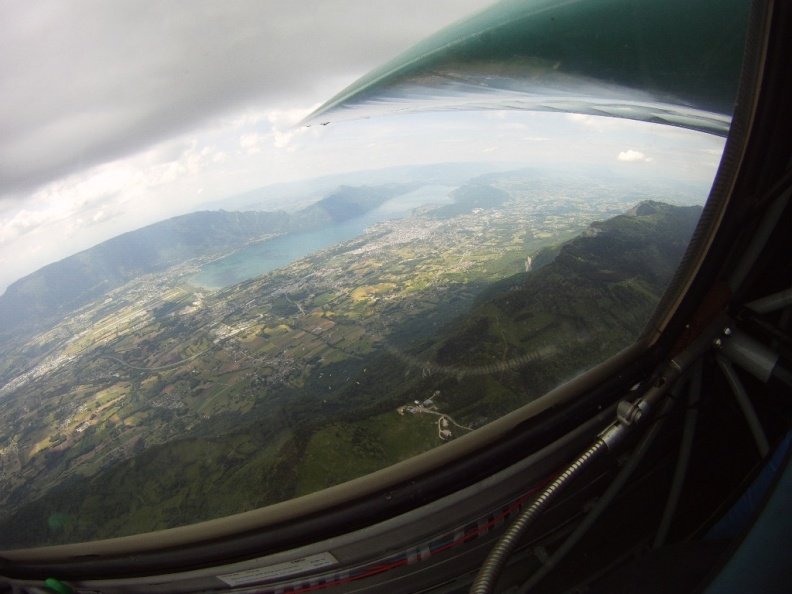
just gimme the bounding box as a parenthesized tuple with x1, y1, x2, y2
(217, 552, 339, 587)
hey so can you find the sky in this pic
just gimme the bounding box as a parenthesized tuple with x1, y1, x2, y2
(0, 1, 727, 295)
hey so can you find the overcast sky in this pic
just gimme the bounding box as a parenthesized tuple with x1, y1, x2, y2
(0, 1, 726, 295)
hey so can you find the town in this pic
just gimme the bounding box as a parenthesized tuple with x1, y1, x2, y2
(0, 169, 706, 540)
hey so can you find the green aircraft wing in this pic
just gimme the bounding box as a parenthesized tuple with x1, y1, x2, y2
(305, 0, 750, 136)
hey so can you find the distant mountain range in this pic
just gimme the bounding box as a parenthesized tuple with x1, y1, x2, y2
(427, 183, 510, 219)
(0, 183, 418, 336)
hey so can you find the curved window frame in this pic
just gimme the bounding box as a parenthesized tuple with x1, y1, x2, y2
(2, 0, 787, 588)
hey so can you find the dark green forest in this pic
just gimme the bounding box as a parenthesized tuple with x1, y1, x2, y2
(0, 201, 701, 548)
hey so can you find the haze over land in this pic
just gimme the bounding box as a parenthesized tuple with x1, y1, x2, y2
(0, 165, 706, 548)
(0, 182, 422, 336)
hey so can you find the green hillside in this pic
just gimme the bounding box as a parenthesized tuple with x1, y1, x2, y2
(0, 200, 702, 547)
(0, 183, 418, 337)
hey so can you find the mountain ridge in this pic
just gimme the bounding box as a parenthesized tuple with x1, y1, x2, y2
(431, 200, 702, 400)
(0, 183, 418, 336)
(0, 199, 704, 547)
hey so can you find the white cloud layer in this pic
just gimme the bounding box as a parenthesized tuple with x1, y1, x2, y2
(0, 1, 493, 199)
(618, 149, 653, 162)
(0, 2, 728, 294)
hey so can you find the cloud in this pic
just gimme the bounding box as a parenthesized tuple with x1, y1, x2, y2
(0, 1, 495, 201)
(617, 149, 652, 162)
(0, 0, 730, 294)
(0, 208, 52, 245)
(240, 134, 264, 154)
(565, 113, 608, 131)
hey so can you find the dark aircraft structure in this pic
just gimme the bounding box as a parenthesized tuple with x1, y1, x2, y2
(1, 0, 790, 592)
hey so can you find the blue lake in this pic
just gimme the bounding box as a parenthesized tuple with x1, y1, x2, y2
(190, 185, 455, 289)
